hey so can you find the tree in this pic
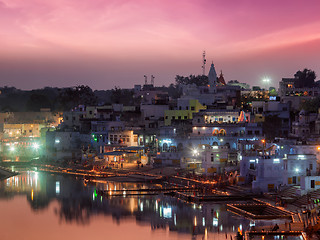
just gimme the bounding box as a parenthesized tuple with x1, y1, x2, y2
(110, 87, 134, 105)
(167, 84, 182, 99)
(58, 85, 97, 110)
(175, 75, 208, 86)
(294, 69, 316, 88)
(300, 97, 320, 112)
(26, 93, 52, 111)
(269, 88, 277, 96)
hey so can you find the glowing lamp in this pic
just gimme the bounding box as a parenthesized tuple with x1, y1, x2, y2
(33, 143, 39, 150)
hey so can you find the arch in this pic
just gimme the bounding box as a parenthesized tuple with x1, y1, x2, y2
(212, 129, 219, 136)
(177, 143, 184, 151)
(212, 141, 218, 146)
(219, 129, 226, 136)
(163, 143, 168, 152)
(169, 146, 177, 152)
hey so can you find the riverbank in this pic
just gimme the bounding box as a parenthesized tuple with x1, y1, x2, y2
(0, 166, 17, 180)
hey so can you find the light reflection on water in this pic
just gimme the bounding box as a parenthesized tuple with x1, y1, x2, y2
(0, 172, 302, 240)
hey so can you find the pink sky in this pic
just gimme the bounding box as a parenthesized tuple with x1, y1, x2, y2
(0, 0, 320, 89)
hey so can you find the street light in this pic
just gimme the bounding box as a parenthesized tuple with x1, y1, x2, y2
(33, 143, 39, 150)
(262, 77, 271, 90)
(192, 149, 198, 156)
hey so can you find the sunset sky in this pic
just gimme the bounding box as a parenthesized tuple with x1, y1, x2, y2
(1, 0, 320, 90)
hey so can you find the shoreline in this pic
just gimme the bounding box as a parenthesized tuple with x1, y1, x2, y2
(0, 166, 18, 180)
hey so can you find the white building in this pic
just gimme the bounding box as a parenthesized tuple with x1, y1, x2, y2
(201, 145, 231, 175)
(240, 153, 317, 193)
(282, 154, 317, 185)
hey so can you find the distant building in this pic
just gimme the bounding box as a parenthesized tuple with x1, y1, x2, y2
(178, 63, 241, 108)
(291, 109, 317, 139)
(279, 77, 320, 110)
(239, 140, 318, 193)
(164, 99, 206, 126)
(252, 101, 291, 137)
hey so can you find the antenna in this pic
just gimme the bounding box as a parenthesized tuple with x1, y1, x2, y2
(151, 75, 155, 85)
(202, 51, 206, 75)
(144, 75, 147, 85)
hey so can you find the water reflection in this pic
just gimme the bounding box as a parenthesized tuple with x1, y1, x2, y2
(0, 172, 255, 239)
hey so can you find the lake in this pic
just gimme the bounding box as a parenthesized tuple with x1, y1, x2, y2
(0, 171, 302, 240)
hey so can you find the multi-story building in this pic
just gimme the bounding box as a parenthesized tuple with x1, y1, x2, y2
(252, 100, 291, 137)
(291, 109, 317, 139)
(239, 139, 318, 193)
(279, 77, 320, 110)
(201, 145, 235, 175)
(164, 99, 206, 126)
(157, 108, 262, 168)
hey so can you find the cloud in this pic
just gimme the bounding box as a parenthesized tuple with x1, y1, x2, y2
(0, 0, 320, 89)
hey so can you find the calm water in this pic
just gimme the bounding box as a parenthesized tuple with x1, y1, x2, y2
(0, 171, 301, 240)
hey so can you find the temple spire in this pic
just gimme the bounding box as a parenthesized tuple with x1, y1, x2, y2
(208, 62, 217, 93)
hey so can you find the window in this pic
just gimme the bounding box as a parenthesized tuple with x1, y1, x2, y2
(165, 116, 168, 119)
(186, 106, 189, 110)
(72, 117, 75, 121)
(211, 157, 214, 162)
(197, 118, 200, 123)
(184, 116, 187, 119)
(248, 130, 252, 135)
(249, 163, 255, 170)
(254, 130, 260, 135)
(293, 176, 297, 184)
(310, 164, 313, 170)
(172, 116, 175, 120)
(311, 180, 315, 188)
(179, 106, 181, 110)
(191, 106, 195, 110)
(29, 130, 32, 133)
(178, 116, 181, 120)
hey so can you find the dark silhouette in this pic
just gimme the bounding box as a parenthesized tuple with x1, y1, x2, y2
(294, 69, 316, 88)
(175, 74, 208, 86)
